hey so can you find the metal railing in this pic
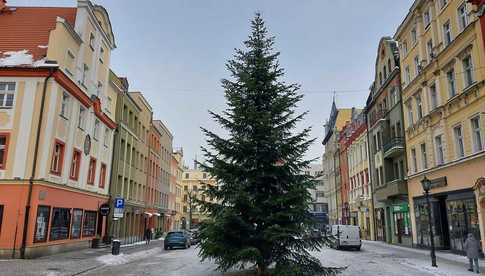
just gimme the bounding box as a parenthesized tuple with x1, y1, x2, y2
(383, 137, 405, 153)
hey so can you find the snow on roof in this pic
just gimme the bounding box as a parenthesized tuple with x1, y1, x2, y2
(0, 49, 54, 67)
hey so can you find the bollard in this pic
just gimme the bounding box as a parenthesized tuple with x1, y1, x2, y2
(112, 239, 121, 255)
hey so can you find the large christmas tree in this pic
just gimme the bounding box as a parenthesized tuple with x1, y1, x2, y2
(198, 13, 340, 276)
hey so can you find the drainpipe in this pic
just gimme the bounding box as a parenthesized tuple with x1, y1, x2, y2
(20, 67, 56, 259)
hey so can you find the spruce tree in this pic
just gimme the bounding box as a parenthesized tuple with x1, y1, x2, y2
(198, 13, 341, 276)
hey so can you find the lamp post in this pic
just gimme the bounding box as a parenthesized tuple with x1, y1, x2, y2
(421, 176, 437, 267)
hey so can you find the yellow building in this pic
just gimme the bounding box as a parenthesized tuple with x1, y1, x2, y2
(0, 0, 117, 257)
(172, 149, 184, 230)
(182, 165, 217, 228)
(395, 0, 485, 254)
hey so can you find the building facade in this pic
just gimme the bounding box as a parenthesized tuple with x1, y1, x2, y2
(146, 120, 163, 233)
(366, 36, 410, 245)
(396, 0, 485, 254)
(0, 0, 117, 257)
(343, 112, 375, 240)
(153, 120, 173, 232)
(322, 102, 353, 225)
(172, 149, 184, 230)
(182, 166, 217, 228)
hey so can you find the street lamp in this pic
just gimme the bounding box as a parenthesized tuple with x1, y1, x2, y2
(421, 176, 437, 267)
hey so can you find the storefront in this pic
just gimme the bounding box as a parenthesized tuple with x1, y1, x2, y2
(391, 203, 412, 245)
(413, 189, 480, 254)
(375, 208, 386, 241)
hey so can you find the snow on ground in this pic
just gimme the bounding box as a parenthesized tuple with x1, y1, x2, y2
(96, 247, 161, 266)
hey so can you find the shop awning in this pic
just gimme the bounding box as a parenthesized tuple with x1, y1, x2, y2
(144, 212, 153, 217)
(153, 213, 161, 217)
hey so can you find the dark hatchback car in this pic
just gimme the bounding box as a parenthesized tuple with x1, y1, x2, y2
(164, 231, 191, 250)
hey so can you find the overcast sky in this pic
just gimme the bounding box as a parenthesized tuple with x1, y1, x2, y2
(11, 0, 413, 167)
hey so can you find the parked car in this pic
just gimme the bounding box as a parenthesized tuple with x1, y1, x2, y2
(189, 229, 200, 245)
(330, 224, 361, 250)
(164, 231, 191, 250)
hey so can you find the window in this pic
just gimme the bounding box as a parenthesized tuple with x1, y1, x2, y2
(71, 209, 83, 239)
(454, 125, 465, 158)
(69, 149, 81, 181)
(405, 66, 411, 85)
(388, 58, 392, 73)
(435, 135, 444, 165)
(65, 50, 75, 76)
(96, 81, 103, 97)
(49, 207, 70, 241)
(87, 157, 96, 185)
(185, 173, 189, 179)
(82, 211, 97, 237)
(401, 41, 408, 56)
(471, 116, 483, 153)
(34, 206, 50, 242)
(93, 119, 100, 140)
(416, 94, 423, 120)
(463, 55, 474, 87)
(0, 133, 9, 170)
(89, 33, 95, 50)
(99, 47, 105, 64)
(447, 68, 456, 98)
(424, 9, 431, 27)
(427, 39, 434, 60)
(60, 92, 70, 118)
(78, 106, 86, 129)
(458, 3, 468, 31)
(50, 140, 65, 175)
(443, 21, 452, 46)
(81, 64, 89, 86)
(0, 205, 3, 235)
(104, 128, 110, 147)
(429, 83, 438, 110)
(383, 65, 387, 80)
(414, 55, 420, 76)
(407, 102, 414, 126)
(99, 163, 107, 188)
(106, 96, 112, 114)
(420, 143, 428, 170)
(411, 148, 417, 173)
(411, 27, 417, 45)
(203, 173, 207, 179)
(0, 82, 15, 108)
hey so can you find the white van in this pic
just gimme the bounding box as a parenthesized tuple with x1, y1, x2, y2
(331, 224, 361, 250)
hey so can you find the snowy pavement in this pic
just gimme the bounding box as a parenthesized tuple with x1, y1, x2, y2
(0, 240, 481, 275)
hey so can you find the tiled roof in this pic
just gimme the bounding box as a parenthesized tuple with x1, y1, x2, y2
(0, 7, 76, 60)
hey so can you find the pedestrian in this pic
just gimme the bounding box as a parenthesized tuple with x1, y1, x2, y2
(145, 228, 152, 245)
(464, 233, 480, 273)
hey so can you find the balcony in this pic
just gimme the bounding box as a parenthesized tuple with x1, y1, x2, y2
(374, 178, 407, 202)
(383, 137, 405, 158)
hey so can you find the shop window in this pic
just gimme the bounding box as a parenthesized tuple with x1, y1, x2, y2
(49, 207, 70, 241)
(0, 133, 9, 170)
(69, 149, 81, 181)
(99, 163, 107, 188)
(34, 205, 50, 243)
(71, 209, 83, 239)
(50, 140, 65, 176)
(0, 82, 15, 108)
(82, 211, 97, 237)
(87, 157, 96, 185)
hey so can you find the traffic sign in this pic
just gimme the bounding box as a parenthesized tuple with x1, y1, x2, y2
(114, 197, 124, 218)
(99, 203, 110, 216)
(115, 198, 124, 208)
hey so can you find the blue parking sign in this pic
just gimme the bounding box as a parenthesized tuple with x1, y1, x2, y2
(115, 197, 124, 209)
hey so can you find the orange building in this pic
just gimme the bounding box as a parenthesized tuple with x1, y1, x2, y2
(145, 122, 162, 231)
(0, 1, 117, 258)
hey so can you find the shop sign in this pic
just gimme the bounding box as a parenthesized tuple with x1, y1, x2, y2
(429, 176, 447, 189)
(392, 204, 408, 213)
